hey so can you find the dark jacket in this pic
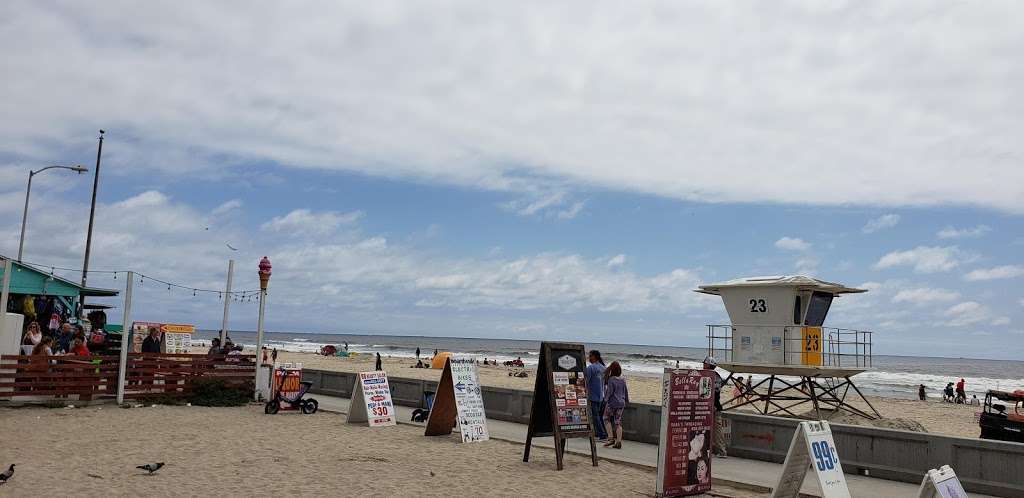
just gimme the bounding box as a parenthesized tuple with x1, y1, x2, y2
(141, 336, 161, 353)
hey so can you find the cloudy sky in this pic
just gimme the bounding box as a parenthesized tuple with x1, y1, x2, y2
(2, 1, 1022, 359)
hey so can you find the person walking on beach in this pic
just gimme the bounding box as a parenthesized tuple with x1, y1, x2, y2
(704, 356, 727, 458)
(375, 352, 382, 371)
(416, 347, 420, 359)
(955, 378, 966, 403)
(602, 361, 628, 449)
(585, 350, 607, 441)
(918, 384, 926, 401)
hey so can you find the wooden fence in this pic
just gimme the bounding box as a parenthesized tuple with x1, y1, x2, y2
(0, 353, 255, 402)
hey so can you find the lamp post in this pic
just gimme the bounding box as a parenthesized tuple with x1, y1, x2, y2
(80, 130, 104, 289)
(17, 165, 89, 261)
(255, 256, 272, 400)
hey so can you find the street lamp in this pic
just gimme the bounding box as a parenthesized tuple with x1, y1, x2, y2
(255, 256, 272, 401)
(17, 164, 89, 261)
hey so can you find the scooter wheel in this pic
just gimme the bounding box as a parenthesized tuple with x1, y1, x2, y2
(301, 399, 319, 414)
(264, 400, 280, 414)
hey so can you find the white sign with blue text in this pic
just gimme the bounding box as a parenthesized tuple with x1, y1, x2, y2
(771, 421, 850, 498)
(918, 465, 968, 498)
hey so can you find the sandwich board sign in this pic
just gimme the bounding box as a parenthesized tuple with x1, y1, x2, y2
(425, 356, 490, 442)
(656, 369, 716, 497)
(523, 341, 598, 470)
(346, 371, 396, 427)
(918, 465, 968, 498)
(771, 421, 850, 498)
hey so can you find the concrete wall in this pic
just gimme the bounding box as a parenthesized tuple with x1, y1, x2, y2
(303, 369, 1024, 496)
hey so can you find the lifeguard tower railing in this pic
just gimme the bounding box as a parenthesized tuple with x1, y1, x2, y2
(706, 324, 872, 368)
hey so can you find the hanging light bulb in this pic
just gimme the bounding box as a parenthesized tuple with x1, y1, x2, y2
(113, 272, 117, 280)
(193, 289, 197, 297)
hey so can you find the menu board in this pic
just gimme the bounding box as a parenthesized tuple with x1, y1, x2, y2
(523, 342, 597, 470)
(450, 358, 489, 442)
(273, 366, 303, 402)
(130, 321, 194, 353)
(347, 371, 396, 427)
(656, 369, 715, 497)
(553, 371, 590, 433)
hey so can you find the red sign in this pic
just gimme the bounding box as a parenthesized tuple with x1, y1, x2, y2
(656, 369, 715, 497)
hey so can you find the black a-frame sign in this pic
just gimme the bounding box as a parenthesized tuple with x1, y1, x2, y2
(523, 341, 598, 470)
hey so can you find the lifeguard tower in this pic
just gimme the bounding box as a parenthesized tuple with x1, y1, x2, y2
(697, 275, 880, 420)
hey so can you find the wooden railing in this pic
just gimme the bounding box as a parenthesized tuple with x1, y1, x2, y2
(0, 353, 255, 402)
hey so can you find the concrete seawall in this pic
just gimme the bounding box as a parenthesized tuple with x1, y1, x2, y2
(303, 368, 1024, 496)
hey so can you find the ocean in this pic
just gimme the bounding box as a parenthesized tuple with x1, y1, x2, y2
(193, 330, 1024, 401)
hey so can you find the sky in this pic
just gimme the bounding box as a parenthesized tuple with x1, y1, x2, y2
(1, 1, 1022, 359)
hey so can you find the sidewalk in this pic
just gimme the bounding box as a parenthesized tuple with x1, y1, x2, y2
(315, 395, 989, 498)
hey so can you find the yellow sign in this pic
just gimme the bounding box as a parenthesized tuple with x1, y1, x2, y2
(161, 324, 195, 334)
(801, 327, 823, 366)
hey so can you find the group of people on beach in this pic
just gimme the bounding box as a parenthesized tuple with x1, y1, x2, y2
(21, 321, 92, 357)
(917, 378, 981, 405)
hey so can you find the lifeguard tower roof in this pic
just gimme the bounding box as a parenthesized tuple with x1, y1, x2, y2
(696, 275, 866, 296)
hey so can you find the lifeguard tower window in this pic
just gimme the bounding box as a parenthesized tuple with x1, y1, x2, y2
(793, 296, 802, 325)
(804, 291, 833, 326)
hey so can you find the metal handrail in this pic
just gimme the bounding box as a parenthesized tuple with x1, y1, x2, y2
(705, 324, 872, 368)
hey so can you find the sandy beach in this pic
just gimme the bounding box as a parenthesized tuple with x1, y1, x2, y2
(0, 404, 666, 497)
(276, 351, 985, 439)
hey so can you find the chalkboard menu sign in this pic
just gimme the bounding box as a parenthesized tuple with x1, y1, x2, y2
(523, 342, 598, 470)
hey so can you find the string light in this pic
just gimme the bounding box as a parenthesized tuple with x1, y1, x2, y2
(16, 259, 261, 300)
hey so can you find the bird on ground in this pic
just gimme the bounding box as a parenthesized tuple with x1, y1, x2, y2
(136, 462, 165, 474)
(0, 464, 14, 484)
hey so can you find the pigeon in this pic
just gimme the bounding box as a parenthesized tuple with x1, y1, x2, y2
(0, 464, 14, 484)
(136, 462, 164, 474)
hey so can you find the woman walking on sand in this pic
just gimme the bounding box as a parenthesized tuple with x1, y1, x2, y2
(602, 361, 629, 449)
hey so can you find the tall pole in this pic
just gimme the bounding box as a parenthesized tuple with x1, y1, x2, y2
(220, 259, 234, 344)
(81, 130, 105, 291)
(254, 257, 271, 401)
(17, 172, 33, 262)
(0, 259, 12, 344)
(116, 271, 134, 404)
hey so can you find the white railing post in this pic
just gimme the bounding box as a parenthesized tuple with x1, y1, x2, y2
(116, 271, 134, 404)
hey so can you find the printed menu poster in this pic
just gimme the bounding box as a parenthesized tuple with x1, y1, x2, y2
(354, 371, 396, 427)
(450, 357, 489, 442)
(656, 369, 715, 497)
(552, 371, 590, 433)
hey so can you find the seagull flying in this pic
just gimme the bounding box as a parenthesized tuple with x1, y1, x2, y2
(226, 243, 238, 251)
(136, 462, 165, 474)
(0, 464, 14, 484)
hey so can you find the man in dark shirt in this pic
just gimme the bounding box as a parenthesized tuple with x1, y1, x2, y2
(141, 327, 162, 353)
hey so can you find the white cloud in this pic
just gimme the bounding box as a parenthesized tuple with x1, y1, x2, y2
(941, 301, 1008, 328)
(892, 287, 960, 305)
(4, 3, 1024, 212)
(794, 257, 818, 276)
(862, 214, 900, 234)
(874, 246, 962, 273)
(557, 201, 585, 220)
(937, 225, 991, 239)
(1019, 298, 1024, 307)
(942, 301, 989, 327)
(775, 237, 811, 251)
(607, 254, 626, 268)
(963, 265, 1024, 281)
(211, 199, 243, 216)
(260, 209, 363, 236)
